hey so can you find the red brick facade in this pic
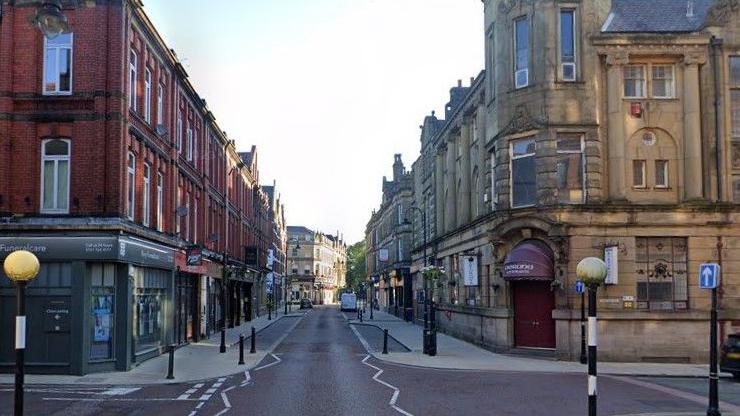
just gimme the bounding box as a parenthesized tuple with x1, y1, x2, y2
(0, 1, 278, 266)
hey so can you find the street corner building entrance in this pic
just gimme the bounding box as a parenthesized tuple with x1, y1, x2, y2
(504, 240, 556, 349)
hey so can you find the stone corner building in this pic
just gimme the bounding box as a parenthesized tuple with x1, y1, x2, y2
(286, 226, 347, 305)
(368, 0, 740, 363)
(365, 155, 415, 320)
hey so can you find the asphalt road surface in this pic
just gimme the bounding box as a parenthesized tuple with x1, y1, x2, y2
(1, 306, 738, 416)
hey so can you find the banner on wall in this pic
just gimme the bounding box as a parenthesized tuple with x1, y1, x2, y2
(462, 255, 479, 286)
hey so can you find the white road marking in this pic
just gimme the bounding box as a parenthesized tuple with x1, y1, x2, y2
(240, 370, 251, 387)
(361, 355, 414, 416)
(196, 402, 205, 409)
(194, 383, 204, 388)
(213, 385, 237, 416)
(213, 382, 223, 388)
(187, 411, 196, 416)
(177, 394, 190, 400)
(253, 353, 282, 372)
(218, 377, 226, 382)
(197, 394, 212, 401)
(185, 389, 197, 394)
(43, 397, 190, 402)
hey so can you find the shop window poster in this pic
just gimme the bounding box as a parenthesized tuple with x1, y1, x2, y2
(93, 295, 113, 342)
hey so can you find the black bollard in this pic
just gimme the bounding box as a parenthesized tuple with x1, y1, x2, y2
(250, 326, 256, 354)
(383, 329, 389, 354)
(166, 344, 175, 380)
(360, 308, 363, 322)
(219, 328, 226, 353)
(238, 335, 245, 365)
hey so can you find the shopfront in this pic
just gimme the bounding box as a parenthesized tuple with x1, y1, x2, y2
(0, 234, 175, 375)
(503, 239, 556, 349)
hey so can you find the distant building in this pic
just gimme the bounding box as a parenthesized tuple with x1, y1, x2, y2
(287, 226, 346, 305)
(365, 155, 415, 320)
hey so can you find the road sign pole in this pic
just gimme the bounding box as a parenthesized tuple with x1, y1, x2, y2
(708, 286, 721, 416)
(587, 284, 598, 416)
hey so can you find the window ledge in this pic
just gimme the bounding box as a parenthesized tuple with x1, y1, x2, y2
(42, 92, 73, 97)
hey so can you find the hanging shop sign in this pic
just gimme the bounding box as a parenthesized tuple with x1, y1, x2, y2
(186, 246, 203, 266)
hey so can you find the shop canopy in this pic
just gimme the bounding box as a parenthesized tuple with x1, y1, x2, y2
(502, 240, 554, 281)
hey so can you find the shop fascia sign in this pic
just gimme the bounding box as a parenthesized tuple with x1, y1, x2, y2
(503, 262, 535, 276)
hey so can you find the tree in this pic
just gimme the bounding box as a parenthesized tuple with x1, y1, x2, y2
(344, 240, 366, 292)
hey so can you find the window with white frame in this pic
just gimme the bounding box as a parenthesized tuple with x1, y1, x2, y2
(651, 65, 675, 98)
(186, 126, 193, 161)
(40, 139, 70, 213)
(157, 83, 164, 126)
(193, 202, 198, 243)
(144, 68, 152, 123)
(556, 134, 585, 203)
(397, 204, 403, 225)
(43, 33, 73, 95)
(175, 186, 181, 235)
(514, 17, 530, 89)
(176, 111, 183, 153)
(633, 160, 646, 188)
(559, 9, 576, 81)
(397, 239, 403, 261)
(126, 152, 135, 220)
(156, 172, 164, 231)
(655, 160, 669, 188)
(185, 199, 190, 241)
(142, 163, 151, 226)
(510, 138, 536, 207)
(486, 23, 495, 99)
(129, 50, 137, 111)
(623, 65, 646, 98)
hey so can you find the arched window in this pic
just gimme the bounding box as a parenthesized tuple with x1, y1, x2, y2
(41, 139, 71, 213)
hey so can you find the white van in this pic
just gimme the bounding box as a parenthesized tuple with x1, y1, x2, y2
(340, 293, 357, 312)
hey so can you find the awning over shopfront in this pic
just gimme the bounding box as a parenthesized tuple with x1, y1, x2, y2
(503, 240, 554, 281)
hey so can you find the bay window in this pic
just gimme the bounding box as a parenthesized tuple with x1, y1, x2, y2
(514, 17, 529, 89)
(555, 134, 585, 203)
(510, 138, 536, 207)
(127, 152, 135, 220)
(143, 163, 151, 226)
(559, 10, 576, 81)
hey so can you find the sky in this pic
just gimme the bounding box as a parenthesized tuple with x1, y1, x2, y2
(143, 0, 484, 244)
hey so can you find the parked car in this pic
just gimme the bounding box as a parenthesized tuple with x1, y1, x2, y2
(299, 299, 313, 309)
(720, 333, 740, 379)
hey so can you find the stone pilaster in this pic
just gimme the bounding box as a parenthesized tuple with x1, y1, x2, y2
(435, 147, 445, 235)
(606, 52, 629, 201)
(682, 53, 706, 200)
(459, 124, 472, 225)
(445, 138, 457, 232)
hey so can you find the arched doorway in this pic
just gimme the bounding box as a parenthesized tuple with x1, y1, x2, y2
(504, 239, 556, 349)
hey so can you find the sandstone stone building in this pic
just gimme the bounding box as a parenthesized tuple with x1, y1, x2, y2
(368, 0, 740, 363)
(287, 226, 346, 305)
(366, 155, 415, 319)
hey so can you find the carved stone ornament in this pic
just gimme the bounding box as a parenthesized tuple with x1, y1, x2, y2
(606, 52, 630, 66)
(705, 0, 740, 26)
(498, 0, 533, 14)
(493, 104, 548, 140)
(683, 52, 707, 66)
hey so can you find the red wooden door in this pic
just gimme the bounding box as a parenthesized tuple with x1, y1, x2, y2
(513, 281, 556, 348)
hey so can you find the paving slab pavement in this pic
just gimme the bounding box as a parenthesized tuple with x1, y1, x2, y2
(0, 311, 306, 386)
(349, 308, 727, 378)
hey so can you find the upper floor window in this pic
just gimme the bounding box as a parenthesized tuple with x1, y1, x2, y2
(486, 24, 495, 99)
(514, 17, 530, 89)
(126, 152, 135, 220)
(186, 127, 193, 161)
(41, 139, 70, 213)
(490, 148, 498, 209)
(651, 65, 674, 98)
(397, 204, 403, 225)
(655, 160, 669, 188)
(730, 57, 740, 139)
(157, 84, 165, 126)
(559, 10, 576, 81)
(156, 172, 164, 231)
(142, 164, 151, 226)
(43, 33, 73, 95)
(556, 134, 585, 204)
(623, 65, 646, 98)
(129, 51, 137, 111)
(176, 111, 183, 153)
(632, 160, 647, 188)
(144, 68, 152, 123)
(510, 138, 536, 208)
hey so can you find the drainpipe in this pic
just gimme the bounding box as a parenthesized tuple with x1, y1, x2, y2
(710, 36, 724, 202)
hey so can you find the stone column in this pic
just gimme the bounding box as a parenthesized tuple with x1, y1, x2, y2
(459, 124, 472, 225)
(683, 53, 705, 200)
(445, 137, 457, 232)
(435, 148, 445, 235)
(606, 52, 629, 201)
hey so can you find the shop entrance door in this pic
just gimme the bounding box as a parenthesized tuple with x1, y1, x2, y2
(175, 275, 197, 345)
(513, 281, 555, 349)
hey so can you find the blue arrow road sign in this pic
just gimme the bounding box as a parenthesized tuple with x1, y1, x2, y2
(699, 263, 720, 289)
(575, 280, 585, 294)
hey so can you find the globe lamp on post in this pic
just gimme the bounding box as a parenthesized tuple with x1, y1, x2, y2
(576, 257, 607, 416)
(3, 250, 40, 416)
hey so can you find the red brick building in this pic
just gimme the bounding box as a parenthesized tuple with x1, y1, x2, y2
(0, 1, 284, 375)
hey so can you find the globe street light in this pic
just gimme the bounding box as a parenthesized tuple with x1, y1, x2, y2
(576, 257, 608, 416)
(3, 250, 41, 416)
(30, 0, 70, 39)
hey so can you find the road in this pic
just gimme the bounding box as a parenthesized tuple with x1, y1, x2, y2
(1, 306, 738, 415)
